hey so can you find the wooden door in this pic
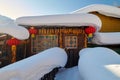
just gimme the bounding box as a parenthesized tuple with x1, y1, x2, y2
(63, 33, 86, 68)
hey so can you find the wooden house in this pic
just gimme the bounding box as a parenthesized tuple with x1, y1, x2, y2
(14, 13, 101, 68)
(26, 26, 86, 67)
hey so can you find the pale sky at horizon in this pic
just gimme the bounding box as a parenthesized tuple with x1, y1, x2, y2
(0, 0, 120, 19)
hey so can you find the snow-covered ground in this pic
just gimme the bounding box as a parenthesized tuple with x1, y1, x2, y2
(0, 47, 120, 80)
(54, 47, 120, 80)
(55, 66, 82, 80)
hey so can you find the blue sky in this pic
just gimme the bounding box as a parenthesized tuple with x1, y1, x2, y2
(0, 0, 120, 19)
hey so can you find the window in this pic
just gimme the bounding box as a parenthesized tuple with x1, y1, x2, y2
(65, 36, 78, 49)
(31, 35, 58, 53)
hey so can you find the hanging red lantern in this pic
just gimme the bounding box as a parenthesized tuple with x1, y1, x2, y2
(85, 26, 96, 42)
(29, 27, 37, 38)
(6, 38, 20, 63)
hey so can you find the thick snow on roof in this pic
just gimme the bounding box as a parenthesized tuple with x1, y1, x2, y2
(78, 47, 120, 80)
(92, 32, 120, 45)
(0, 47, 67, 80)
(16, 14, 102, 31)
(73, 4, 120, 18)
(0, 15, 29, 40)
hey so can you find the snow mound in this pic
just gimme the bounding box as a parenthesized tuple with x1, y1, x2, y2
(92, 32, 120, 45)
(0, 47, 67, 80)
(78, 47, 120, 80)
(0, 15, 29, 40)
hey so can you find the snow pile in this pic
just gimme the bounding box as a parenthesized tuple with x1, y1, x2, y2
(0, 47, 67, 80)
(0, 15, 29, 40)
(55, 66, 82, 80)
(92, 32, 120, 45)
(73, 4, 120, 18)
(78, 47, 120, 80)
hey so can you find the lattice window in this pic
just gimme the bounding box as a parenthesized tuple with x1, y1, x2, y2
(65, 36, 78, 49)
(31, 35, 58, 53)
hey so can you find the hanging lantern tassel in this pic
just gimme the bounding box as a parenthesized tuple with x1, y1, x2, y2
(6, 38, 20, 63)
(88, 33, 93, 42)
(11, 45, 16, 63)
(31, 34, 35, 38)
(12, 45, 16, 51)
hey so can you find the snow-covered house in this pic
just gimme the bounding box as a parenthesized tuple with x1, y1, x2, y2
(14, 4, 120, 67)
(0, 4, 120, 80)
(15, 13, 101, 67)
(73, 4, 120, 52)
(73, 4, 120, 32)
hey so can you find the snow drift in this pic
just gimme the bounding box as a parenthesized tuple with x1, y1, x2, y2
(92, 32, 120, 45)
(78, 47, 120, 80)
(0, 15, 29, 40)
(0, 47, 67, 80)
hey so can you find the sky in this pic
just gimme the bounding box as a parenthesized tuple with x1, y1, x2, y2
(0, 0, 120, 19)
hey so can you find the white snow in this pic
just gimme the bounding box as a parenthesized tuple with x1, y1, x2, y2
(78, 47, 120, 80)
(55, 66, 82, 80)
(73, 4, 120, 18)
(0, 47, 67, 80)
(0, 15, 29, 40)
(15, 13, 102, 31)
(92, 32, 120, 45)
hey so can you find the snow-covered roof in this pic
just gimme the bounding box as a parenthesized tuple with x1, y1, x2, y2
(16, 13, 102, 31)
(92, 32, 120, 45)
(73, 4, 120, 18)
(0, 15, 29, 40)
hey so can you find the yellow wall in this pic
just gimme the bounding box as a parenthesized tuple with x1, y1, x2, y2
(91, 12, 120, 32)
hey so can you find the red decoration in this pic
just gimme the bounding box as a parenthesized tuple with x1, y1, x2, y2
(7, 38, 20, 46)
(85, 26, 96, 42)
(29, 27, 37, 38)
(6, 38, 20, 63)
(85, 26, 96, 34)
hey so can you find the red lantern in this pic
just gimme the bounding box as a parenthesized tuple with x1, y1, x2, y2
(85, 26, 96, 42)
(85, 26, 96, 37)
(6, 38, 20, 63)
(29, 27, 37, 38)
